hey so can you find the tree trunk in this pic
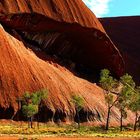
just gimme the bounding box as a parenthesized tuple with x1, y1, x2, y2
(106, 107, 111, 130)
(17, 100, 20, 121)
(28, 118, 30, 128)
(11, 111, 16, 120)
(120, 110, 123, 131)
(31, 117, 33, 128)
(134, 112, 138, 131)
(77, 112, 80, 129)
(138, 116, 140, 130)
(76, 108, 80, 129)
(51, 112, 55, 123)
(87, 111, 89, 122)
(37, 114, 39, 129)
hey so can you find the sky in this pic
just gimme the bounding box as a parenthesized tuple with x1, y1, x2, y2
(82, 0, 140, 17)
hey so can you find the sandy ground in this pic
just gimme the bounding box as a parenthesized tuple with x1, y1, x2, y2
(41, 138, 140, 140)
(0, 137, 139, 140)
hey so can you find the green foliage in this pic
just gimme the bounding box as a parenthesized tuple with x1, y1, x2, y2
(116, 73, 140, 131)
(100, 69, 119, 108)
(99, 70, 139, 130)
(99, 69, 118, 92)
(121, 86, 134, 102)
(128, 86, 140, 112)
(115, 87, 130, 120)
(31, 89, 48, 105)
(99, 69, 120, 130)
(23, 92, 30, 99)
(71, 95, 84, 111)
(31, 93, 40, 105)
(23, 89, 48, 105)
(120, 73, 135, 88)
(22, 92, 31, 104)
(120, 74, 140, 113)
(116, 96, 127, 112)
(120, 74, 135, 101)
(22, 104, 38, 118)
(115, 73, 136, 110)
(21, 89, 48, 120)
(116, 96, 128, 119)
(105, 93, 114, 106)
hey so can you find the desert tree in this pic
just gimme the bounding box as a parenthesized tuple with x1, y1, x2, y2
(22, 89, 48, 128)
(120, 73, 140, 131)
(99, 69, 119, 130)
(71, 95, 84, 128)
(120, 73, 136, 92)
(113, 73, 135, 131)
(112, 73, 138, 131)
(128, 86, 140, 131)
(120, 74, 140, 131)
(115, 91, 128, 131)
(32, 89, 48, 128)
(22, 103, 38, 128)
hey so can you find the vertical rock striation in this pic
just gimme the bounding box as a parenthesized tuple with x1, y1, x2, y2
(0, 0, 130, 125)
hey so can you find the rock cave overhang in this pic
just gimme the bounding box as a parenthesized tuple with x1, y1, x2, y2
(0, 12, 125, 78)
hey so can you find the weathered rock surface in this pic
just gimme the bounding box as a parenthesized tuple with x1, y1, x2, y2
(100, 16, 140, 84)
(0, 0, 131, 125)
(0, 24, 134, 125)
(0, 0, 124, 76)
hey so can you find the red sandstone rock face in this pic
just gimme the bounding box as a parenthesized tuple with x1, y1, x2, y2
(100, 16, 140, 84)
(0, 0, 104, 29)
(0, 0, 129, 124)
(0, 0, 124, 76)
(0, 25, 134, 125)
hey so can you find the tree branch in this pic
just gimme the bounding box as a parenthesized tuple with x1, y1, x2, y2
(110, 95, 120, 109)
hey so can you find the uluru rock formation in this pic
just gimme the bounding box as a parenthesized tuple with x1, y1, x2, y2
(0, 0, 124, 77)
(0, 0, 133, 125)
(100, 16, 140, 84)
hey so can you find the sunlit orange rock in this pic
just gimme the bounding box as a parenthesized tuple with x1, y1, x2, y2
(0, 0, 130, 124)
(0, 25, 133, 125)
(0, 0, 124, 76)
